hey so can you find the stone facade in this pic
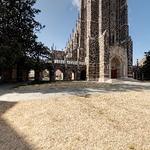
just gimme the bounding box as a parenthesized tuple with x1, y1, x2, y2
(65, 0, 133, 81)
(0, 0, 133, 82)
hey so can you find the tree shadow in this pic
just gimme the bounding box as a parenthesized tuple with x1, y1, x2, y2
(0, 82, 149, 149)
(0, 81, 150, 100)
(0, 83, 21, 96)
(0, 102, 34, 150)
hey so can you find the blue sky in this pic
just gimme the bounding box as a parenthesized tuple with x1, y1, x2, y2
(35, 0, 150, 64)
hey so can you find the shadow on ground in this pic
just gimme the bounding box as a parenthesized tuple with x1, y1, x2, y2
(0, 102, 34, 150)
(0, 81, 150, 100)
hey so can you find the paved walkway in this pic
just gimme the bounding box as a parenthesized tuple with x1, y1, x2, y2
(0, 80, 150, 102)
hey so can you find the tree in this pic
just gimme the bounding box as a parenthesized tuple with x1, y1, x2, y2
(29, 42, 51, 81)
(141, 51, 150, 80)
(0, 0, 47, 81)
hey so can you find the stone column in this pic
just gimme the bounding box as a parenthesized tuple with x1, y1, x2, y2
(99, 31, 110, 82)
(49, 63, 55, 82)
(86, 0, 99, 81)
(99, 0, 111, 82)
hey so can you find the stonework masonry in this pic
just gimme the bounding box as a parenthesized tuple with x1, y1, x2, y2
(0, 0, 133, 82)
(65, 0, 133, 81)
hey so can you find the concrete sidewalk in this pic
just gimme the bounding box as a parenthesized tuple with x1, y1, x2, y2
(0, 80, 150, 102)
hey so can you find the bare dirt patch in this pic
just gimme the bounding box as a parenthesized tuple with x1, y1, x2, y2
(0, 82, 150, 149)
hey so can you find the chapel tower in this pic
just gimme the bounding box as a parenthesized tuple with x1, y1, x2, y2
(65, 0, 133, 81)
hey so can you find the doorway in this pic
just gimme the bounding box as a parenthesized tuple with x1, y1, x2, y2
(111, 57, 122, 79)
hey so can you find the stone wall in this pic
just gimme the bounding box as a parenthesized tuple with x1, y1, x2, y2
(64, 0, 133, 81)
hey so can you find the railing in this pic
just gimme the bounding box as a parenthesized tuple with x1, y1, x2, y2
(49, 60, 86, 65)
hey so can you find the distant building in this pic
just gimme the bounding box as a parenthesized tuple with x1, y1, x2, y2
(139, 57, 146, 66)
(133, 57, 148, 80)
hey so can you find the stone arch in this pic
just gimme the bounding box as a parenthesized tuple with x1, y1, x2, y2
(42, 69, 50, 81)
(68, 70, 75, 81)
(110, 56, 122, 79)
(71, 71, 75, 80)
(109, 46, 128, 79)
(66, 67, 76, 81)
(28, 70, 35, 81)
(55, 68, 64, 81)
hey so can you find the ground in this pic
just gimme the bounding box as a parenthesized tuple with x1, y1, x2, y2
(0, 80, 150, 150)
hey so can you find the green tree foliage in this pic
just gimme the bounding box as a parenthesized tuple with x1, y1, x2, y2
(0, 0, 50, 81)
(29, 42, 51, 81)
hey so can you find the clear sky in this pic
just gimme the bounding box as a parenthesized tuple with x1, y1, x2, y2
(35, 0, 150, 64)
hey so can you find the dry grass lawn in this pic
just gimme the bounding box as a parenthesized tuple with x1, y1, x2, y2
(0, 82, 150, 150)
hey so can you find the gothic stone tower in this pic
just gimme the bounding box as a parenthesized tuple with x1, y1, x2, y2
(65, 0, 133, 81)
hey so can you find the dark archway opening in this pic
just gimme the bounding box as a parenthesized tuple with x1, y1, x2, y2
(80, 70, 86, 80)
(111, 57, 121, 79)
